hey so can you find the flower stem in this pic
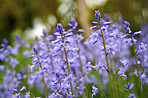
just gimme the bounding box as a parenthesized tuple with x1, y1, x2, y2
(37, 55, 49, 98)
(100, 90, 107, 98)
(76, 38, 89, 98)
(43, 78, 49, 98)
(64, 48, 74, 95)
(130, 35, 142, 97)
(100, 27, 114, 98)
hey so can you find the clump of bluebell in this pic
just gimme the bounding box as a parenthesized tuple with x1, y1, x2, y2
(0, 10, 148, 98)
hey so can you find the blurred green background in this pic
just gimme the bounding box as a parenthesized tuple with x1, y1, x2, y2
(0, 0, 148, 43)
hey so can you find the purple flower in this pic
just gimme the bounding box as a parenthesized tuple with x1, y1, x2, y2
(92, 85, 99, 98)
(57, 23, 64, 34)
(41, 29, 47, 38)
(95, 10, 101, 21)
(92, 63, 104, 71)
(118, 69, 127, 78)
(23, 51, 31, 58)
(9, 57, 19, 68)
(104, 13, 110, 21)
(90, 26, 99, 30)
(137, 43, 147, 53)
(140, 73, 147, 80)
(33, 48, 38, 54)
(68, 18, 78, 30)
(124, 82, 134, 91)
(77, 29, 84, 33)
(133, 31, 142, 36)
(128, 93, 136, 98)
(120, 58, 129, 66)
(123, 21, 130, 32)
(28, 65, 36, 72)
(3, 39, 8, 45)
(91, 22, 99, 25)
(20, 86, 26, 92)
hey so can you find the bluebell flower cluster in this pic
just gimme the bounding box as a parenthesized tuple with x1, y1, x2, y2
(0, 10, 148, 98)
(0, 34, 31, 98)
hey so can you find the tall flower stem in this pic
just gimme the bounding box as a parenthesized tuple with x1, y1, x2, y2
(76, 38, 89, 98)
(100, 26, 114, 98)
(37, 55, 49, 98)
(130, 35, 142, 97)
(64, 47, 74, 95)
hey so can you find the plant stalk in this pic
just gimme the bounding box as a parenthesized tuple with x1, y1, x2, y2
(130, 35, 142, 97)
(100, 27, 114, 98)
(37, 55, 49, 98)
(64, 48, 74, 95)
(76, 38, 89, 98)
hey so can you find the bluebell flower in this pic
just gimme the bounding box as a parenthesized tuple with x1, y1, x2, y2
(48, 93, 63, 98)
(92, 63, 105, 71)
(57, 23, 64, 35)
(7, 44, 20, 55)
(90, 25, 99, 30)
(33, 47, 38, 54)
(91, 22, 99, 25)
(137, 43, 147, 53)
(67, 18, 84, 34)
(67, 92, 75, 98)
(9, 57, 19, 68)
(24, 92, 30, 98)
(120, 58, 129, 66)
(92, 85, 99, 98)
(1, 39, 8, 48)
(118, 17, 123, 26)
(13, 86, 29, 98)
(124, 82, 135, 92)
(14, 34, 25, 44)
(20, 86, 26, 92)
(23, 51, 31, 58)
(133, 31, 142, 36)
(68, 18, 78, 30)
(24, 43, 30, 48)
(128, 93, 136, 98)
(3, 39, 8, 44)
(95, 10, 101, 21)
(140, 73, 147, 84)
(104, 13, 110, 21)
(43, 29, 47, 37)
(117, 69, 127, 78)
(28, 64, 36, 72)
(123, 21, 130, 32)
(0, 65, 5, 71)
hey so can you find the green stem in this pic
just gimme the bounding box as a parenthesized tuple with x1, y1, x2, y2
(100, 27, 114, 98)
(43, 78, 48, 98)
(76, 39, 89, 98)
(100, 90, 107, 98)
(130, 35, 142, 97)
(64, 48, 74, 95)
(37, 55, 49, 98)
